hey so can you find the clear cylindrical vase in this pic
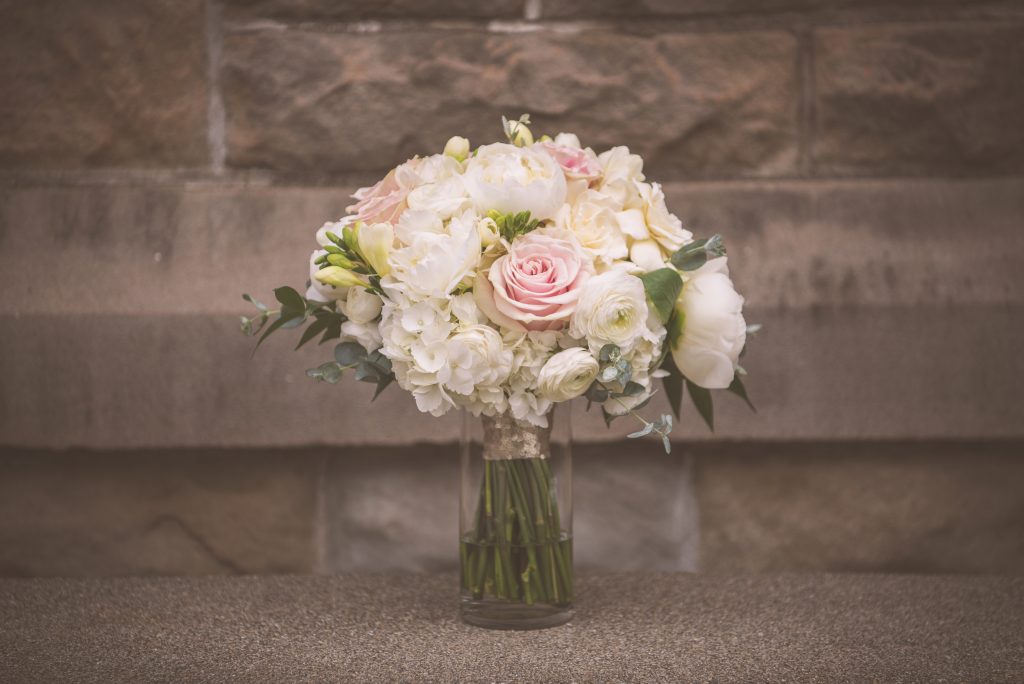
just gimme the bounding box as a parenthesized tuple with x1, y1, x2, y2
(459, 407, 573, 630)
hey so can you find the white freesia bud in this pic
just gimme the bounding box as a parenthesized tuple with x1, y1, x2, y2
(570, 270, 650, 353)
(343, 286, 383, 324)
(509, 123, 533, 147)
(357, 222, 394, 276)
(315, 265, 364, 289)
(477, 216, 499, 248)
(444, 135, 470, 162)
(537, 348, 599, 402)
(671, 258, 746, 389)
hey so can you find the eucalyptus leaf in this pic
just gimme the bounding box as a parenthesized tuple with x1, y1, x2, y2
(627, 422, 655, 438)
(335, 342, 368, 367)
(670, 234, 726, 271)
(639, 268, 683, 324)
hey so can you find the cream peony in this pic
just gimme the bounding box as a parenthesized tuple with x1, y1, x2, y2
(475, 229, 591, 332)
(537, 347, 600, 401)
(464, 143, 567, 220)
(671, 258, 746, 389)
(569, 269, 650, 353)
(554, 189, 627, 268)
(387, 211, 481, 301)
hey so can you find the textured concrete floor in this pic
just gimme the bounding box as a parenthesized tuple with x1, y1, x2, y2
(1, 574, 1022, 682)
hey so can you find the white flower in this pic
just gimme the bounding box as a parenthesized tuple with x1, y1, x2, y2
(342, 287, 382, 324)
(554, 189, 628, 268)
(509, 390, 552, 428)
(386, 210, 481, 301)
(444, 135, 470, 162)
(406, 176, 470, 220)
(616, 182, 692, 256)
(629, 239, 665, 272)
(570, 270, 651, 354)
(596, 146, 645, 207)
(358, 222, 395, 277)
(440, 325, 512, 395)
(341, 320, 383, 352)
(306, 249, 346, 302)
(464, 143, 567, 220)
(603, 375, 653, 416)
(671, 258, 746, 389)
(537, 347, 599, 402)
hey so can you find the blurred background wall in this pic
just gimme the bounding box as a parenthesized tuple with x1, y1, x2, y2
(1, 0, 1022, 577)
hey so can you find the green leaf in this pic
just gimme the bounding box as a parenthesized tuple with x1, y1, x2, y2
(661, 357, 684, 419)
(584, 382, 609, 403)
(273, 286, 305, 313)
(728, 374, 756, 413)
(639, 268, 683, 324)
(670, 234, 726, 271)
(254, 312, 295, 351)
(335, 342, 368, 367)
(295, 317, 330, 350)
(372, 375, 394, 401)
(686, 380, 714, 432)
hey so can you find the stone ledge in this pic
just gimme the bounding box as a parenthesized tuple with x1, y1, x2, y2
(1, 574, 1021, 681)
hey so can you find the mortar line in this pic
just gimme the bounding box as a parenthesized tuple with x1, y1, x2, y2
(205, 0, 227, 176)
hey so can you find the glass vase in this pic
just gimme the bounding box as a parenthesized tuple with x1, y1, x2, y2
(459, 407, 574, 630)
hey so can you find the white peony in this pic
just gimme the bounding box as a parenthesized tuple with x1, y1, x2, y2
(671, 258, 746, 389)
(386, 210, 481, 301)
(554, 189, 628, 268)
(342, 286, 382, 324)
(570, 270, 651, 354)
(537, 347, 600, 402)
(463, 143, 567, 220)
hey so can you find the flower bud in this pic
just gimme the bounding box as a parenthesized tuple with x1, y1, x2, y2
(444, 135, 470, 162)
(357, 222, 395, 277)
(477, 217, 499, 248)
(343, 287, 383, 324)
(315, 265, 364, 289)
(510, 123, 533, 147)
(326, 253, 356, 269)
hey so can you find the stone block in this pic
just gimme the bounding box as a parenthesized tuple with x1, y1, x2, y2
(0, 448, 322, 576)
(542, 0, 1020, 19)
(814, 23, 1024, 176)
(223, 0, 525, 22)
(221, 28, 798, 180)
(695, 441, 1024, 573)
(0, 0, 209, 169)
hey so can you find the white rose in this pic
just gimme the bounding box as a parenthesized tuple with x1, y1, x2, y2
(386, 210, 482, 301)
(570, 270, 651, 354)
(596, 146, 645, 207)
(554, 189, 628, 268)
(671, 258, 746, 389)
(537, 347, 600, 402)
(464, 143, 567, 221)
(342, 286, 383, 324)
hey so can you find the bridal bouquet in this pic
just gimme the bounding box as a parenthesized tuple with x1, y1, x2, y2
(242, 115, 755, 626)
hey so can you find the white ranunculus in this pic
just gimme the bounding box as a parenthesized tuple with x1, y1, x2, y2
(537, 347, 600, 402)
(554, 189, 628, 268)
(342, 286, 382, 324)
(439, 325, 512, 395)
(463, 143, 567, 220)
(570, 269, 651, 354)
(387, 210, 482, 301)
(596, 146, 645, 208)
(671, 258, 746, 389)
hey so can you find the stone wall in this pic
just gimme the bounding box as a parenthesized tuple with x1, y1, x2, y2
(1, 0, 1022, 575)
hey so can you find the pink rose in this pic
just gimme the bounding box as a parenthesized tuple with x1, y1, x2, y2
(475, 230, 592, 332)
(346, 158, 421, 225)
(537, 142, 602, 182)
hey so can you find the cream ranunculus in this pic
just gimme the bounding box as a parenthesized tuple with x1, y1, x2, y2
(342, 286, 383, 324)
(537, 347, 600, 402)
(569, 269, 650, 354)
(671, 258, 746, 389)
(463, 143, 567, 221)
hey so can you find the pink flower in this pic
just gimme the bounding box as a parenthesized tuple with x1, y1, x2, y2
(346, 159, 421, 225)
(537, 142, 602, 182)
(475, 230, 592, 332)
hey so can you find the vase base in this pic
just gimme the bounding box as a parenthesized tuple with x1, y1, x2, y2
(460, 598, 574, 631)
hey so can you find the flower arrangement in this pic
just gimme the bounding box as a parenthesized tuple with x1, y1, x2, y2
(242, 115, 756, 624)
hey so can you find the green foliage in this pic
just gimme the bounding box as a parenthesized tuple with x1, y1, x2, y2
(639, 268, 683, 324)
(670, 234, 726, 272)
(661, 355, 685, 420)
(686, 379, 715, 432)
(488, 209, 541, 243)
(728, 374, 756, 413)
